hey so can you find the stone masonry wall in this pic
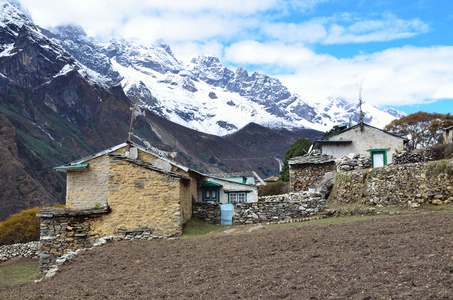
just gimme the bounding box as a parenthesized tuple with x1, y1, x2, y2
(38, 208, 108, 272)
(66, 155, 110, 209)
(0, 241, 39, 261)
(330, 159, 453, 206)
(90, 158, 183, 238)
(192, 191, 326, 225)
(290, 163, 336, 192)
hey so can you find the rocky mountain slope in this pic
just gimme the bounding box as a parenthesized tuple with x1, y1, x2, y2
(0, 0, 323, 220)
(41, 23, 404, 136)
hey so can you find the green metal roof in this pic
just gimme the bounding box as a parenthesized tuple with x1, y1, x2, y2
(54, 163, 89, 172)
(201, 181, 222, 187)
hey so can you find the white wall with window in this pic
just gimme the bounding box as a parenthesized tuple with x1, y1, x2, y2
(199, 177, 258, 204)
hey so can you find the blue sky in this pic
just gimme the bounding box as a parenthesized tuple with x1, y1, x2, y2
(18, 0, 453, 116)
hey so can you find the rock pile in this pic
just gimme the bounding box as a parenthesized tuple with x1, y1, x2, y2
(0, 241, 39, 261)
(392, 150, 425, 164)
(336, 153, 371, 171)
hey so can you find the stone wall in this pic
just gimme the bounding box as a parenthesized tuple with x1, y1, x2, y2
(330, 159, 453, 206)
(38, 208, 108, 272)
(192, 191, 326, 225)
(289, 161, 336, 192)
(0, 241, 39, 261)
(192, 202, 221, 224)
(444, 127, 453, 144)
(89, 158, 184, 238)
(336, 153, 372, 171)
(66, 155, 110, 209)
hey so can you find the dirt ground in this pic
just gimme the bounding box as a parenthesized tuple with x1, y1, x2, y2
(1, 214, 453, 299)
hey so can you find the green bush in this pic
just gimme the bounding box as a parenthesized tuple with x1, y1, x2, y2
(0, 207, 41, 246)
(280, 137, 312, 182)
(259, 181, 289, 197)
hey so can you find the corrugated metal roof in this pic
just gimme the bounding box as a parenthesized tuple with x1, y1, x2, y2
(54, 141, 194, 174)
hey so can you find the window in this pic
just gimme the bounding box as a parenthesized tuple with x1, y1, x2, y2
(238, 193, 245, 203)
(229, 193, 237, 203)
(229, 192, 246, 204)
(202, 188, 219, 202)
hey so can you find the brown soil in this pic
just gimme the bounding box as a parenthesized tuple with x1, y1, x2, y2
(1, 214, 453, 299)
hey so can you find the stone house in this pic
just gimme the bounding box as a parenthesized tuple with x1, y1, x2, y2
(444, 126, 453, 144)
(54, 141, 259, 238)
(288, 154, 336, 192)
(199, 176, 258, 204)
(37, 141, 259, 272)
(313, 123, 408, 168)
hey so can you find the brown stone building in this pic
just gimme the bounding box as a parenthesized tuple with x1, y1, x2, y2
(288, 154, 336, 192)
(55, 141, 199, 237)
(54, 141, 259, 238)
(444, 126, 453, 144)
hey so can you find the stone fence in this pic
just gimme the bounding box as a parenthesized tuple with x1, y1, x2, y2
(0, 241, 39, 261)
(192, 191, 326, 225)
(330, 159, 453, 206)
(37, 207, 109, 273)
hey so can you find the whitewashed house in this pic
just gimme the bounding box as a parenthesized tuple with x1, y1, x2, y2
(314, 123, 408, 168)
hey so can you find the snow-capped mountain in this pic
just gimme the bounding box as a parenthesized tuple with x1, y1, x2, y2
(2, 0, 404, 136)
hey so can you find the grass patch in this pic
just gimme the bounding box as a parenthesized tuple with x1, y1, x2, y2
(181, 218, 225, 238)
(0, 260, 41, 287)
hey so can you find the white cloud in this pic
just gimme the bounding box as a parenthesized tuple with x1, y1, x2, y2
(224, 40, 332, 67)
(275, 45, 453, 107)
(16, 0, 452, 111)
(323, 14, 429, 44)
(260, 21, 327, 43)
(171, 41, 225, 63)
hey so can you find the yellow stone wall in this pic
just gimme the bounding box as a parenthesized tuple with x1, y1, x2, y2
(179, 171, 199, 224)
(66, 145, 197, 237)
(91, 158, 184, 237)
(444, 128, 453, 144)
(66, 156, 110, 209)
(116, 146, 197, 225)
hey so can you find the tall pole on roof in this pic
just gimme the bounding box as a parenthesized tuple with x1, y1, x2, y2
(127, 87, 141, 144)
(358, 79, 364, 132)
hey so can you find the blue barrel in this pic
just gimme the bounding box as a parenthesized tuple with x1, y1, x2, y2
(220, 204, 234, 226)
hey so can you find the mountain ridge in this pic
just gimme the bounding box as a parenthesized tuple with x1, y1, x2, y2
(40, 21, 405, 136)
(0, 0, 325, 220)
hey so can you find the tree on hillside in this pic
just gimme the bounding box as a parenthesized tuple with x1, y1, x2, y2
(384, 112, 453, 150)
(0, 207, 40, 246)
(322, 125, 346, 139)
(280, 137, 312, 182)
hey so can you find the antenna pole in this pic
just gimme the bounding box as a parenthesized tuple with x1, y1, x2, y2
(127, 88, 140, 143)
(358, 79, 364, 131)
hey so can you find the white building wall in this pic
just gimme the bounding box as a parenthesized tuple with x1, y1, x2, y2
(199, 177, 258, 203)
(322, 126, 405, 164)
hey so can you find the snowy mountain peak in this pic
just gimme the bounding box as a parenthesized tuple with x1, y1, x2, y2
(1, 2, 404, 136)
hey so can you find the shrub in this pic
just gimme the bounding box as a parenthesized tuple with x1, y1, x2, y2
(0, 207, 41, 246)
(428, 143, 453, 160)
(259, 181, 289, 197)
